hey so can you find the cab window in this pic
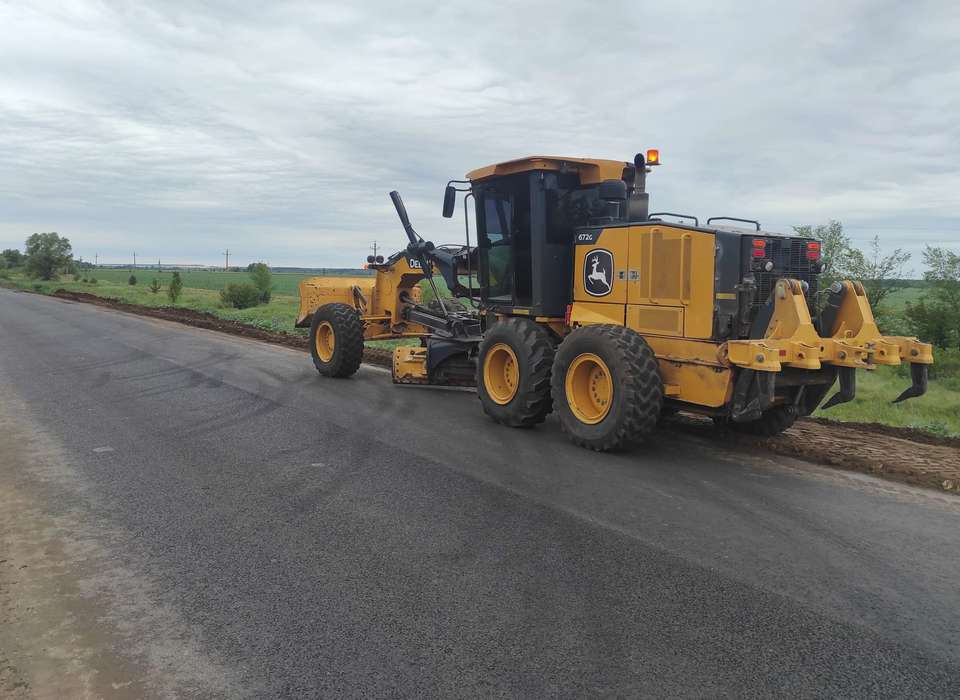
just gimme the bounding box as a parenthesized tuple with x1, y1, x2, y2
(477, 175, 532, 306)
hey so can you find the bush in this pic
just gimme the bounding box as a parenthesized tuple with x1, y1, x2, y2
(149, 279, 162, 294)
(88, 277, 98, 284)
(220, 282, 262, 309)
(167, 271, 183, 303)
(874, 307, 912, 337)
(904, 246, 960, 349)
(128, 274, 137, 285)
(248, 262, 272, 303)
(1, 248, 24, 267)
(73, 273, 81, 282)
(33, 283, 43, 291)
(906, 298, 959, 349)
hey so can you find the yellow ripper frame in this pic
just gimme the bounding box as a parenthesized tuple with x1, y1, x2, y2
(723, 279, 932, 406)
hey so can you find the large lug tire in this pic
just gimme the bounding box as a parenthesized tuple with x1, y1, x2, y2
(551, 325, 663, 451)
(309, 303, 364, 378)
(727, 405, 798, 437)
(476, 317, 556, 427)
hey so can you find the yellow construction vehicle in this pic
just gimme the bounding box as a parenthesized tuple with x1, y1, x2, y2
(296, 152, 933, 450)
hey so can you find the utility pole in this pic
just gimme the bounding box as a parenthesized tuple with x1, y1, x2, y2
(370, 241, 379, 260)
(95, 253, 98, 268)
(224, 249, 230, 271)
(157, 257, 161, 272)
(133, 251, 137, 270)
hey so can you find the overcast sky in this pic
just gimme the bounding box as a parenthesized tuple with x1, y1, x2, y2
(1, 1, 958, 269)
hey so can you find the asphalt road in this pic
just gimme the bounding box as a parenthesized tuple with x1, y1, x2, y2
(1, 288, 959, 698)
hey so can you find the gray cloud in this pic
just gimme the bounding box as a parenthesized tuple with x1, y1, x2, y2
(0, 0, 957, 268)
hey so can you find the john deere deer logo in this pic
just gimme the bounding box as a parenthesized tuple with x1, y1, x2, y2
(584, 249, 614, 296)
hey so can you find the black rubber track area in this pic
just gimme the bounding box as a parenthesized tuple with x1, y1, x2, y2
(551, 324, 663, 451)
(476, 317, 556, 428)
(309, 303, 364, 378)
(729, 404, 799, 437)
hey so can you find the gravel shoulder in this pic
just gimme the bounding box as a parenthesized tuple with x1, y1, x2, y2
(0, 391, 241, 699)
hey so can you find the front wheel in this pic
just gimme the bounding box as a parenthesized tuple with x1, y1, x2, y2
(476, 317, 556, 427)
(309, 303, 364, 378)
(551, 325, 663, 451)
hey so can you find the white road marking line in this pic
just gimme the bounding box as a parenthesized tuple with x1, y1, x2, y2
(92, 446, 115, 453)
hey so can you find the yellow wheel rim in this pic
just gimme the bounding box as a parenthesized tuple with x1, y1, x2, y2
(483, 342, 520, 405)
(565, 353, 613, 424)
(316, 321, 335, 362)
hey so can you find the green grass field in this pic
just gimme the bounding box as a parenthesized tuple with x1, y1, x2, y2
(879, 286, 925, 312)
(84, 268, 363, 296)
(0, 269, 416, 349)
(3, 270, 956, 436)
(812, 363, 960, 436)
(5, 270, 306, 331)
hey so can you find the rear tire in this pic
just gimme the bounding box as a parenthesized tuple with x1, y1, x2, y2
(727, 405, 798, 437)
(310, 303, 364, 378)
(477, 317, 556, 427)
(551, 325, 663, 451)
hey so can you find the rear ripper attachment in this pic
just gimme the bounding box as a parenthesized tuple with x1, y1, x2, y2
(723, 278, 933, 422)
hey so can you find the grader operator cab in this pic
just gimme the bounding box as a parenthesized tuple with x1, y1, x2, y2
(296, 152, 933, 451)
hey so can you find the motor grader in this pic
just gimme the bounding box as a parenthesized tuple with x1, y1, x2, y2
(296, 151, 933, 451)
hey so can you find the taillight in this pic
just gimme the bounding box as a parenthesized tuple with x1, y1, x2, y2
(806, 241, 821, 261)
(564, 303, 573, 327)
(752, 238, 766, 258)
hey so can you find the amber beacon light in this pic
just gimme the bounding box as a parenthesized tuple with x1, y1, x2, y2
(646, 148, 660, 165)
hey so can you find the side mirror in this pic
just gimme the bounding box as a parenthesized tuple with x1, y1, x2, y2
(442, 185, 457, 218)
(599, 179, 627, 202)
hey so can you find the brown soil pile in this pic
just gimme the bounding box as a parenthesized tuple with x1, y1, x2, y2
(51, 288, 959, 494)
(664, 415, 960, 494)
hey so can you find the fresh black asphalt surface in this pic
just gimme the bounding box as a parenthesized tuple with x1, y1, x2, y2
(2, 288, 959, 698)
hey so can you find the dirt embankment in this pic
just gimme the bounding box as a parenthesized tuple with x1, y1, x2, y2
(49, 288, 960, 495)
(662, 415, 959, 494)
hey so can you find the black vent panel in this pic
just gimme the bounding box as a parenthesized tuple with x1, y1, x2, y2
(749, 237, 819, 321)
